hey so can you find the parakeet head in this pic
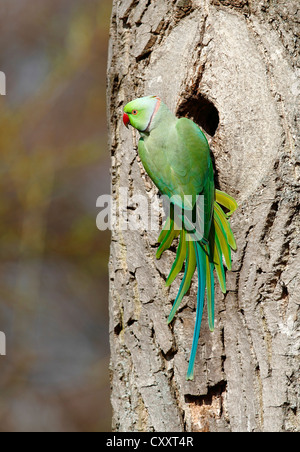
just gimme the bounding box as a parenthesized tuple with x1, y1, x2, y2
(123, 95, 161, 133)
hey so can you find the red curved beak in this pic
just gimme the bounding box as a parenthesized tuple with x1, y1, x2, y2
(123, 113, 130, 128)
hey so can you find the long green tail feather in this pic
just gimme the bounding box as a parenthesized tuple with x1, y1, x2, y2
(167, 239, 196, 324)
(205, 248, 215, 332)
(214, 211, 232, 270)
(155, 191, 237, 380)
(215, 189, 238, 217)
(214, 202, 237, 250)
(156, 219, 180, 259)
(166, 229, 187, 286)
(213, 232, 226, 293)
(186, 242, 206, 380)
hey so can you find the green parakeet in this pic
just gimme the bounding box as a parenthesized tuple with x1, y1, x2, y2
(123, 95, 237, 380)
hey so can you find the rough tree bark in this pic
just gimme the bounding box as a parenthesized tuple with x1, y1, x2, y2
(107, 0, 299, 432)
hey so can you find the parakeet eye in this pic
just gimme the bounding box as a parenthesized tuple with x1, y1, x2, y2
(132, 110, 138, 115)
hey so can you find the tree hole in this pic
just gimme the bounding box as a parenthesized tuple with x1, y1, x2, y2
(177, 94, 220, 137)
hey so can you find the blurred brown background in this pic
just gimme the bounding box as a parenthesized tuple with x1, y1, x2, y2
(0, 0, 112, 432)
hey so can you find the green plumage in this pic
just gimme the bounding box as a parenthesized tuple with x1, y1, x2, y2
(124, 96, 238, 380)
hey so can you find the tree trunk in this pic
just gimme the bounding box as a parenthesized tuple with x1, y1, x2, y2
(107, 0, 299, 432)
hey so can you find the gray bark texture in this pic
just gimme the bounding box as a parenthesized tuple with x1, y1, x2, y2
(107, 0, 300, 432)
